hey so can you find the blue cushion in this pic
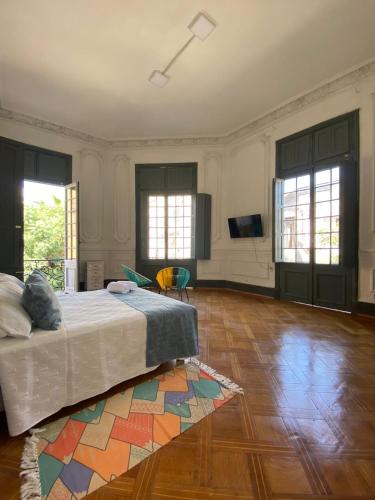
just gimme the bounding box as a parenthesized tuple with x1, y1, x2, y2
(22, 270, 62, 330)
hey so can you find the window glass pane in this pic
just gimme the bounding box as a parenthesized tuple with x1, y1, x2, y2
(331, 216, 339, 232)
(183, 217, 191, 228)
(283, 249, 296, 262)
(315, 169, 331, 186)
(297, 175, 310, 189)
(331, 249, 339, 264)
(283, 234, 296, 248)
(332, 167, 340, 182)
(283, 206, 296, 219)
(315, 233, 331, 248)
(315, 201, 330, 218)
(284, 178, 296, 193)
(296, 249, 309, 263)
(316, 217, 330, 233)
(297, 205, 310, 219)
(297, 189, 309, 205)
(331, 233, 339, 248)
(296, 234, 310, 248)
(315, 249, 330, 264)
(297, 219, 310, 233)
(283, 192, 296, 206)
(331, 183, 339, 200)
(331, 200, 340, 216)
(315, 185, 331, 202)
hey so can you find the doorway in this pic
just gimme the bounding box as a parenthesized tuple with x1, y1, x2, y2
(274, 111, 359, 312)
(23, 181, 65, 289)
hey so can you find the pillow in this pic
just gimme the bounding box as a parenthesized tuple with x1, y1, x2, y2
(0, 272, 25, 290)
(22, 270, 62, 331)
(0, 282, 32, 338)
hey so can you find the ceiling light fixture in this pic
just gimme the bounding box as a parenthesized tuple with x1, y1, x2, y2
(188, 12, 216, 40)
(148, 11, 216, 88)
(149, 70, 170, 88)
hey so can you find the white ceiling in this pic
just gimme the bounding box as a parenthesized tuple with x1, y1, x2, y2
(1, 0, 375, 140)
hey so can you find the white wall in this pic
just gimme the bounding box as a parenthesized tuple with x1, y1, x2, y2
(1, 71, 375, 302)
(221, 74, 375, 302)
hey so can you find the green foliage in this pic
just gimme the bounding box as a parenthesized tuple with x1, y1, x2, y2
(24, 195, 65, 261)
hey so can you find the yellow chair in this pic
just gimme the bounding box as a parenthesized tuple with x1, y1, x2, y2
(156, 267, 190, 301)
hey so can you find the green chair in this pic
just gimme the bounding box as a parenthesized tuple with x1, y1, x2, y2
(121, 265, 152, 287)
(156, 267, 190, 301)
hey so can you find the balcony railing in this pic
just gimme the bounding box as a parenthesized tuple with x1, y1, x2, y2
(24, 259, 65, 291)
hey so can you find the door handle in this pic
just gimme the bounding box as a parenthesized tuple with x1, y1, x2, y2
(15, 225, 22, 229)
(15, 271, 23, 275)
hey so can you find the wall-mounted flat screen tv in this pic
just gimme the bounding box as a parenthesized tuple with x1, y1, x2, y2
(228, 214, 263, 238)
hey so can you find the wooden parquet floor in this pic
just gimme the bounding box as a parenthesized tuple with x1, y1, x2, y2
(1, 288, 375, 499)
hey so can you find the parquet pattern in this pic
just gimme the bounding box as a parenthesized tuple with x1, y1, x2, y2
(1, 288, 375, 499)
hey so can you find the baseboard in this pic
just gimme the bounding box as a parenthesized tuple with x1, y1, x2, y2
(195, 279, 276, 298)
(354, 301, 375, 316)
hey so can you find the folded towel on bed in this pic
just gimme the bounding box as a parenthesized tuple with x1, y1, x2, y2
(107, 281, 138, 294)
(117, 281, 138, 291)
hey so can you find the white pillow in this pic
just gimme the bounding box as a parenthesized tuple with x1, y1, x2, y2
(0, 282, 32, 339)
(0, 273, 25, 291)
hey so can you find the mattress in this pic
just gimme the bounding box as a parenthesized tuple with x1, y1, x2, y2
(0, 290, 158, 436)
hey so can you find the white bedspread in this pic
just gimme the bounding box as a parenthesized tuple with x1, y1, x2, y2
(0, 290, 157, 436)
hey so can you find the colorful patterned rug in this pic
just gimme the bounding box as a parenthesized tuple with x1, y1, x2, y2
(20, 359, 243, 500)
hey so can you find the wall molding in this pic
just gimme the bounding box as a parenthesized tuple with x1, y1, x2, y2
(79, 149, 104, 243)
(354, 301, 375, 316)
(1, 60, 375, 149)
(112, 154, 132, 244)
(202, 151, 223, 243)
(195, 279, 276, 298)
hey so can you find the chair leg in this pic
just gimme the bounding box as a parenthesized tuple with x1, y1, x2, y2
(185, 287, 189, 302)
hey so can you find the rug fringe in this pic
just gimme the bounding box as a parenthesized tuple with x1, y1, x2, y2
(187, 357, 244, 394)
(20, 428, 44, 500)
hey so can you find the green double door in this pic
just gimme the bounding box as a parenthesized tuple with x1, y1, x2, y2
(274, 111, 359, 312)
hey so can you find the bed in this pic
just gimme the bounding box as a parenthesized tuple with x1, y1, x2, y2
(0, 288, 199, 436)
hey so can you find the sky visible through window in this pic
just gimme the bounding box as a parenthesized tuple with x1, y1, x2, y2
(23, 180, 64, 206)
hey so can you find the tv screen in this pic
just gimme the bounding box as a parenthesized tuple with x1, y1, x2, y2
(228, 214, 263, 238)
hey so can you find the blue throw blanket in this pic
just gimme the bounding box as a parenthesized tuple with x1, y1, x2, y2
(112, 288, 199, 367)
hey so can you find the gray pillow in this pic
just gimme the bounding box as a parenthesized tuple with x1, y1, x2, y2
(22, 270, 62, 330)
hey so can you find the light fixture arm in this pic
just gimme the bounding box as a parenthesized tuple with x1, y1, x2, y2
(161, 34, 195, 76)
(149, 12, 216, 87)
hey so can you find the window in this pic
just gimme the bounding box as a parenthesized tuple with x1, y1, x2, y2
(148, 194, 193, 260)
(314, 167, 340, 265)
(276, 174, 311, 263)
(275, 166, 340, 265)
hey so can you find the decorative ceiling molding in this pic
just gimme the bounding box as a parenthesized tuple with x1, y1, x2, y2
(1, 60, 375, 149)
(226, 60, 375, 143)
(0, 107, 107, 147)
